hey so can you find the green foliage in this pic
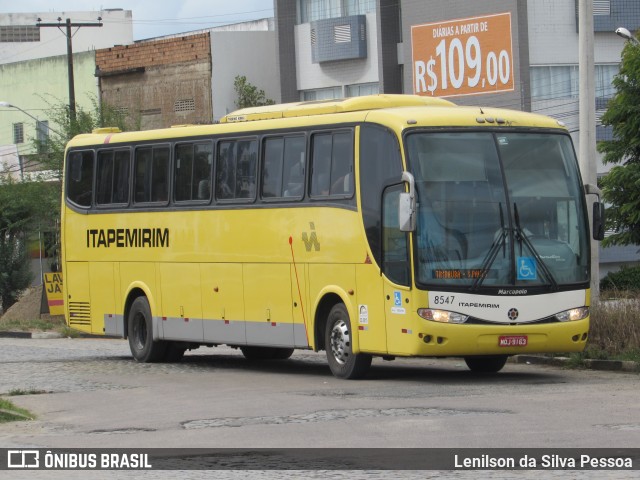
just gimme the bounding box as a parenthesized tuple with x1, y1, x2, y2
(0, 181, 36, 311)
(233, 75, 275, 109)
(600, 265, 640, 291)
(0, 97, 128, 312)
(597, 39, 640, 247)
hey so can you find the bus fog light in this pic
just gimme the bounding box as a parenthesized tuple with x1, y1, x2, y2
(418, 308, 468, 324)
(555, 307, 589, 322)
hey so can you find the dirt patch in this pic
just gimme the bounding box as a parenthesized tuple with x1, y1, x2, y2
(1, 286, 43, 322)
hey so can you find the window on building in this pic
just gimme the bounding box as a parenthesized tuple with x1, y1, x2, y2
(36, 120, 49, 151)
(299, 0, 375, 23)
(346, 82, 379, 97)
(301, 86, 343, 101)
(13, 122, 24, 144)
(530, 64, 619, 101)
(0, 25, 40, 42)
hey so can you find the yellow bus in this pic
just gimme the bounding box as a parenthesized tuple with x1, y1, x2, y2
(61, 94, 604, 379)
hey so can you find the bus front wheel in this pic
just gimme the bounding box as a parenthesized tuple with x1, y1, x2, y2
(464, 355, 508, 373)
(128, 296, 166, 363)
(325, 303, 372, 379)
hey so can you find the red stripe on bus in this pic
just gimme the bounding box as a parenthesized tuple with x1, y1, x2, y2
(48, 300, 64, 306)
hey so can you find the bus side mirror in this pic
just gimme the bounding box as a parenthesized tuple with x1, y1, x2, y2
(584, 184, 605, 241)
(593, 201, 605, 241)
(399, 171, 416, 232)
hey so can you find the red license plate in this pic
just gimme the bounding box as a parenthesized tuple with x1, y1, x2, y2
(499, 335, 528, 347)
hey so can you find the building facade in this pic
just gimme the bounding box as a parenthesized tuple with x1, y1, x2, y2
(0, 9, 133, 65)
(275, 0, 640, 276)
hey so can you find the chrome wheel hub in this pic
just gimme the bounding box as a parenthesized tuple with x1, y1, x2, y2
(330, 319, 350, 365)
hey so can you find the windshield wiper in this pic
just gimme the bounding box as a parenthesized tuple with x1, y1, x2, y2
(471, 203, 507, 291)
(513, 203, 559, 291)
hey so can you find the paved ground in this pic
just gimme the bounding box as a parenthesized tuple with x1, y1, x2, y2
(0, 336, 638, 479)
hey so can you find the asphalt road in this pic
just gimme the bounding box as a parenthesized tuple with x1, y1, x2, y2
(0, 336, 638, 479)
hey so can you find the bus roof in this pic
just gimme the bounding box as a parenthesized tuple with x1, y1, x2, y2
(219, 94, 455, 123)
(66, 95, 567, 148)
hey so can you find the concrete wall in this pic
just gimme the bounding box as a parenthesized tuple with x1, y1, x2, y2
(0, 10, 133, 65)
(0, 51, 97, 154)
(96, 34, 213, 130)
(211, 31, 281, 120)
(295, 12, 380, 94)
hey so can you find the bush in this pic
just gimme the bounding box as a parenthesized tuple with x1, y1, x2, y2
(600, 265, 640, 292)
(588, 299, 640, 357)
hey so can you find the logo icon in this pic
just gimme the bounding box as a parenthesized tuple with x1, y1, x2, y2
(8, 450, 40, 469)
(394, 291, 402, 307)
(517, 257, 537, 280)
(507, 308, 519, 321)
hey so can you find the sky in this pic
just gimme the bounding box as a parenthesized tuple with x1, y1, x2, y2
(0, 0, 275, 40)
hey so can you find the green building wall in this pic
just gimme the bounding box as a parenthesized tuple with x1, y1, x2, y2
(0, 51, 97, 155)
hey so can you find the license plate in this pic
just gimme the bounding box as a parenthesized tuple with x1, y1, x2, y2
(499, 335, 528, 347)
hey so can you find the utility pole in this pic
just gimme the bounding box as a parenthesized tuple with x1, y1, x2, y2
(36, 17, 103, 122)
(578, 0, 599, 298)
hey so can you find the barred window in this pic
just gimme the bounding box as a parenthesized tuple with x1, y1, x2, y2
(13, 123, 24, 144)
(0, 25, 40, 42)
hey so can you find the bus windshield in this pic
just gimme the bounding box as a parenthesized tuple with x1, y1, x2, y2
(406, 131, 590, 290)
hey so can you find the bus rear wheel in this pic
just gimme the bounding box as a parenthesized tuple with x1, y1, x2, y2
(128, 296, 166, 363)
(325, 303, 371, 379)
(464, 355, 508, 373)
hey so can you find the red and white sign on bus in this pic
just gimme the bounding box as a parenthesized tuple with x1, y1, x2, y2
(411, 12, 515, 98)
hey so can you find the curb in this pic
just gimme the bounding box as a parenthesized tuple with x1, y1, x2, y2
(0, 331, 64, 339)
(513, 354, 640, 373)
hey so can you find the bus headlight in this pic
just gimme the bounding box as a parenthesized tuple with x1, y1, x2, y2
(555, 307, 589, 322)
(418, 308, 468, 324)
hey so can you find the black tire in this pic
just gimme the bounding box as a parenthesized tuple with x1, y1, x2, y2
(127, 296, 166, 363)
(325, 303, 372, 379)
(464, 355, 508, 373)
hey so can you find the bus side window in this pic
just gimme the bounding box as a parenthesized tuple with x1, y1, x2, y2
(96, 149, 130, 206)
(283, 136, 305, 198)
(262, 135, 306, 199)
(67, 150, 94, 208)
(174, 142, 212, 202)
(216, 139, 257, 201)
(310, 131, 353, 198)
(134, 145, 169, 204)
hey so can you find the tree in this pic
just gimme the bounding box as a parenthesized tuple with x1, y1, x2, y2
(0, 181, 35, 311)
(597, 38, 640, 247)
(233, 75, 275, 109)
(0, 98, 128, 312)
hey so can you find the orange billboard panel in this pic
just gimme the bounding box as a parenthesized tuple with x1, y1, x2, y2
(411, 12, 515, 98)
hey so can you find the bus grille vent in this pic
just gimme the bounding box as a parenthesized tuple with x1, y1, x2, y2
(69, 302, 91, 325)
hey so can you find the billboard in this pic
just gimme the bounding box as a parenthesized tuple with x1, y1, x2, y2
(411, 12, 514, 98)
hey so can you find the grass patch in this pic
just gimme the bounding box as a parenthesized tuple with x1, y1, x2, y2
(0, 315, 78, 337)
(0, 397, 35, 423)
(8, 388, 49, 396)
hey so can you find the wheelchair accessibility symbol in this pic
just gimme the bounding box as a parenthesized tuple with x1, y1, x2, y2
(517, 257, 537, 281)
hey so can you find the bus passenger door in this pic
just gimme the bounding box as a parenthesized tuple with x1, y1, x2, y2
(382, 184, 415, 356)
